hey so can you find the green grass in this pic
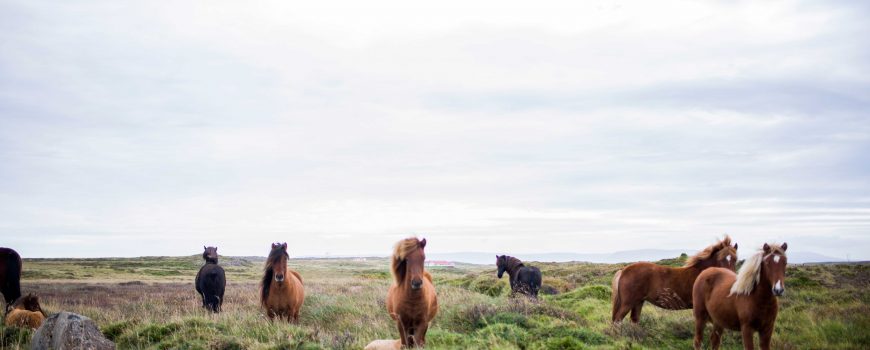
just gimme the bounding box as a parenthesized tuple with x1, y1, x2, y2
(1, 256, 867, 349)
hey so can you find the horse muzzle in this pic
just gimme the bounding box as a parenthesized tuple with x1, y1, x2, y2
(772, 280, 784, 296)
(275, 274, 285, 282)
(410, 280, 423, 290)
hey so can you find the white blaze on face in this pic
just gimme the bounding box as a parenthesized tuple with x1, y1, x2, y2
(773, 255, 781, 263)
(774, 280, 782, 290)
(726, 255, 732, 263)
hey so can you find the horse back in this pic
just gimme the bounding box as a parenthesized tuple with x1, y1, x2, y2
(289, 270, 303, 285)
(5, 308, 44, 329)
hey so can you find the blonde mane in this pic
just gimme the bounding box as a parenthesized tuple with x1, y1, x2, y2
(685, 235, 735, 267)
(391, 237, 422, 284)
(730, 243, 786, 295)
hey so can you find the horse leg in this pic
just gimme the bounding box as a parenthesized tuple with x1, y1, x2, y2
(414, 321, 429, 347)
(612, 300, 633, 324)
(405, 323, 417, 348)
(759, 324, 774, 350)
(396, 319, 409, 347)
(630, 302, 644, 323)
(740, 325, 755, 350)
(710, 325, 724, 350)
(693, 311, 707, 350)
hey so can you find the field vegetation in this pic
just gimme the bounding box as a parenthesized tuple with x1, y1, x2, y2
(1, 255, 867, 349)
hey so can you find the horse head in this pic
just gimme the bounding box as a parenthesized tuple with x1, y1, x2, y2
(761, 242, 788, 296)
(393, 238, 427, 290)
(407, 239, 427, 290)
(715, 241, 739, 271)
(269, 242, 289, 283)
(686, 236, 738, 271)
(202, 246, 219, 264)
(496, 255, 507, 278)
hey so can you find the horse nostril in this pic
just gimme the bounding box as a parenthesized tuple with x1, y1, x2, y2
(411, 280, 423, 289)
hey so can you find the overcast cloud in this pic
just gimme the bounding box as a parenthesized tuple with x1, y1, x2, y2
(1, 0, 868, 259)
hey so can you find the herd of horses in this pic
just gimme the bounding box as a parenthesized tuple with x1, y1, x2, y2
(0, 236, 789, 349)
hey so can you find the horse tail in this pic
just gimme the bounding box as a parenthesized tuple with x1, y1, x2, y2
(530, 267, 542, 298)
(611, 269, 622, 313)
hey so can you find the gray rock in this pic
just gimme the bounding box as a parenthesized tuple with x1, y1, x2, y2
(31, 312, 115, 350)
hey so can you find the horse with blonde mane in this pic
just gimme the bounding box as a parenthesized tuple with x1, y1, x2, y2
(260, 242, 305, 322)
(386, 237, 438, 348)
(612, 236, 738, 323)
(693, 243, 788, 350)
(4, 294, 46, 329)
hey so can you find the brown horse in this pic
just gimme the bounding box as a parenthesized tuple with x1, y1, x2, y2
(5, 293, 46, 329)
(386, 237, 438, 348)
(693, 243, 788, 350)
(612, 236, 738, 323)
(0, 248, 22, 315)
(260, 242, 304, 322)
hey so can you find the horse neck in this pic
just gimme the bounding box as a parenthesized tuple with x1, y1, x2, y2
(506, 260, 524, 281)
(750, 265, 776, 301)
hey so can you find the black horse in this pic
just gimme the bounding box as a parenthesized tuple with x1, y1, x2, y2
(195, 246, 226, 312)
(0, 247, 22, 315)
(496, 255, 542, 299)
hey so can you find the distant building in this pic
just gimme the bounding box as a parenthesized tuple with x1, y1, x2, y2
(425, 260, 455, 268)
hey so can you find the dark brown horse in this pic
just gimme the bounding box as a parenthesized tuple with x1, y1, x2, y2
(0, 248, 22, 315)
(195, 246, 226, 312)
(693, 243, 788, 350)
(4, 293, 46, 329)
(387, 237, 438, 348)
(496, 255, 542, 298)
(260, 242, 304, 322)
(611, 236, 738, 323)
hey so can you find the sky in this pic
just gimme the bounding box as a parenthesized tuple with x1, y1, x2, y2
(1, 0, 868, 260)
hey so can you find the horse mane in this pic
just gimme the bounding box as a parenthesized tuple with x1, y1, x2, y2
(685, 235, 735, 267)
(391, 237, 422, 285)
(260, 247, 288, 307)
(502, 256, 525, 272)
(730, 243, 786, 295)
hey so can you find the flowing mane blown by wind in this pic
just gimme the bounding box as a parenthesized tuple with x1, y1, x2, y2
(685, 236, 734, 268)
(730, 243, 787, 295)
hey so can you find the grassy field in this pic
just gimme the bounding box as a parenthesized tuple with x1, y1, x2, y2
(1, 255, 867, 349)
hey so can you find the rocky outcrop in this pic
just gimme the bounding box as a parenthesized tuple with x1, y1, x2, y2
(31, 312, 115, 350)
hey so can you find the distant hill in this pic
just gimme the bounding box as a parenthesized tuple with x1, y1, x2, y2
(427, 250, 845, 265)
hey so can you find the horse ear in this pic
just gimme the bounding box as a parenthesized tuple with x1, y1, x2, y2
(420, 238, 427, 249)
(271, 243, 277, 249)
(203, 246, 206, 250)
(282, 242, 287, 249)
(733, 243, 738, 250)
(763, 243, 771, 253)
(781, 242, 787, 251)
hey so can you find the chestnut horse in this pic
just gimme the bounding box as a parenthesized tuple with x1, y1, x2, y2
(4, 293, 46, 329)
(387, 237, 438, 348)
(612, 236, 738, 323)
(260, 242, 304, 322)
(693, 243, 788, 350)
(0, 248, 22, 315)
